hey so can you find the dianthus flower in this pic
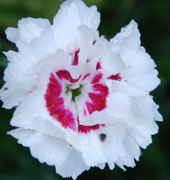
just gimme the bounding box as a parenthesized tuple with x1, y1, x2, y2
(0, 0, 163, 179)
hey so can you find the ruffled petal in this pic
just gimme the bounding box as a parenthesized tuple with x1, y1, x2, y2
(121, 47, 160, 91)
(110, 20, 160, 91)
(110, 20, 140, 61)
(6, 18, 51, 43)
(52, 0, 100, 49)
(0, 50, 71, 109)
(10, 86, 65, 138)
(9, 128, 89, 179)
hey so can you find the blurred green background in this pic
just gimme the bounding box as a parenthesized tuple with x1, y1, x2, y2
(0, 0, 170, 180)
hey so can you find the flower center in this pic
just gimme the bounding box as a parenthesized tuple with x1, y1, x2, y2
(45, 61, 121, 134)
(66, 84, 83, 101)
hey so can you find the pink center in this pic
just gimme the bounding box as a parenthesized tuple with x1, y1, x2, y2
(45, 74, 76, 130)
(45, 48, 121, 134)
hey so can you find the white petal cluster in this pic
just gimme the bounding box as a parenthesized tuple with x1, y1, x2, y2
(0, 0, 162, 179)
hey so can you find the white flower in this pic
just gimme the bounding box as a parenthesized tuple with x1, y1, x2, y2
(0, 0, 163, 179)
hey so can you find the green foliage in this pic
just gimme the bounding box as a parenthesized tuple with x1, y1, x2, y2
(0, 0, 170, 180)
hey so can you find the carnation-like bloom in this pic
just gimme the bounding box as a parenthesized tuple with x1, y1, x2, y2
(0, 0, 163, 179)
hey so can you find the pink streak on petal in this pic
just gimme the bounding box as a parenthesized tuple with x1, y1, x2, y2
(45, 73, 76, 130)
(91, 73, 102, 84)
(93, 84, 109, 94)
(77, 116, 102, 134)
(93, 40, 97, 45)
(82, 73, 90, 81)
(46, 73, 62, 96)
(78, 124, 100, 133)
(84, 108, 87, 116)
(56, 70, 80, 83)
(72, 49, 80, 66)
(86, 58, 91, 63)
(86, 84, 109, 114)
(108, 73, 121, 81)
(96, 62, 101, 70)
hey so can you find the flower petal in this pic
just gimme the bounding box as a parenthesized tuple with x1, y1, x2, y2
(121, 47, 160, 91)
(111, 20, 160, 91)
(10, 85, 65, 139)
(52, 0, 100, 49)
(6, 18, 50, 43)
(8, 128, 89, 179)
(110, 20, 140, 61)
